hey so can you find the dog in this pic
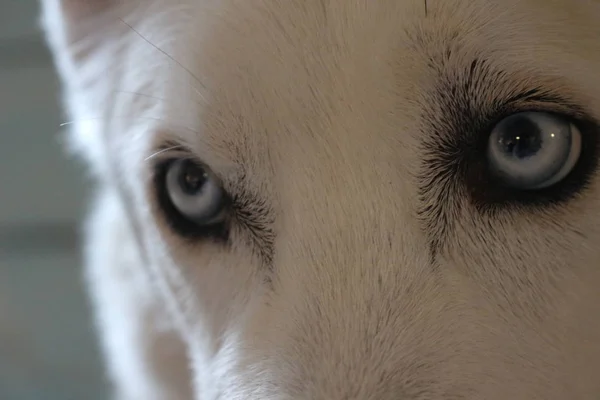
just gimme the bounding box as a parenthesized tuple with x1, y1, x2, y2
(40, 0, 600, 398)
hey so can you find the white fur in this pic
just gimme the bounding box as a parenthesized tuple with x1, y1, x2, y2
(41, 1, 600, 399)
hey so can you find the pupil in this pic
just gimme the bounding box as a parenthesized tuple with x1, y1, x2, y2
(178, 161, 206, 195)
(498, 115, 542, 159)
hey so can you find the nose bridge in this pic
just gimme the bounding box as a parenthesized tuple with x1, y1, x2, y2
(275, 103, 430, 308)
(273, 233, 459, 399)
(279, 122, 423, 272)
(272, 152, 461, 398)
(280, 115, 414, 243)
(264, 63, 461, 392)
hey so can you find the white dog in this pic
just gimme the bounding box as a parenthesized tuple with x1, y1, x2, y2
(41, 0, 600, 399)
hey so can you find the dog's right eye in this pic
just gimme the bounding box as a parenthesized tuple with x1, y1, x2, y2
(155, 158, 229, 239)
(487, 112, 582, 190)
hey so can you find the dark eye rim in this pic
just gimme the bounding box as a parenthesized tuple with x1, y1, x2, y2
(153, 157, 231, 241)
(458, 107, 600, 212)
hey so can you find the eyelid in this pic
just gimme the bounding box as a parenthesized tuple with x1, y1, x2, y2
(498, 91, 590, 122)
(146, 145, 190, 163)
(148, 139, 242, 184)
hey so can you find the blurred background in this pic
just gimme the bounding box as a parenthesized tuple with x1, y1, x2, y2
(0, 1, 108, 399)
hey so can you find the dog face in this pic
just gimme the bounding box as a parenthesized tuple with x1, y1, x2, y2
(42, 0, 600, 398)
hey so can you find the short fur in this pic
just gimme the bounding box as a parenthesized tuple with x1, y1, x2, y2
(41, 0, 600, 399)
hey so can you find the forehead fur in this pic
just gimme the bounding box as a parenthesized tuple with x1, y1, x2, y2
(169, 0, 600, 167)
(180, 0, 600, 208)
(44, 0, 600, 145)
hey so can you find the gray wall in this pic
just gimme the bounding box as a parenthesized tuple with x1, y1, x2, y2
(0, 1, 108, 398)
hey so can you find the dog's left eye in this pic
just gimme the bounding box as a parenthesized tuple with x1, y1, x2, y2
(164, 159, 226, 225)
(155, 158, 229, 239)
(487, 112, 582, 190)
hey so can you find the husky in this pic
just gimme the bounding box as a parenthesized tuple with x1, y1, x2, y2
(40, 0, 600, 398)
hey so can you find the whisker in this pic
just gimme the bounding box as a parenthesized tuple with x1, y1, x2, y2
(60, 121, 82, 127)
(112, 90, 168, 102)
(59, 116, 165, 127)
(59, 116, 201, 137)
(192, 86, 207, 103)
(112, 89, 205, 107)
(145, 145, 183, 161)
(118, 18, 205, 92)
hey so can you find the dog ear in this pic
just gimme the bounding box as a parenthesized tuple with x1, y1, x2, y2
(40, 0, 128, 52)
(40, 0, 123, 39)
(48, 0, 115, 20)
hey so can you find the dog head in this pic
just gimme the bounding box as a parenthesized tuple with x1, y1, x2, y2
(42, 0, 600, 398)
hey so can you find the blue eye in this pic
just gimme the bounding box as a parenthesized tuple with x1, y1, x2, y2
(487, 112, 582, 190)
(165, 159, 226, 225)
